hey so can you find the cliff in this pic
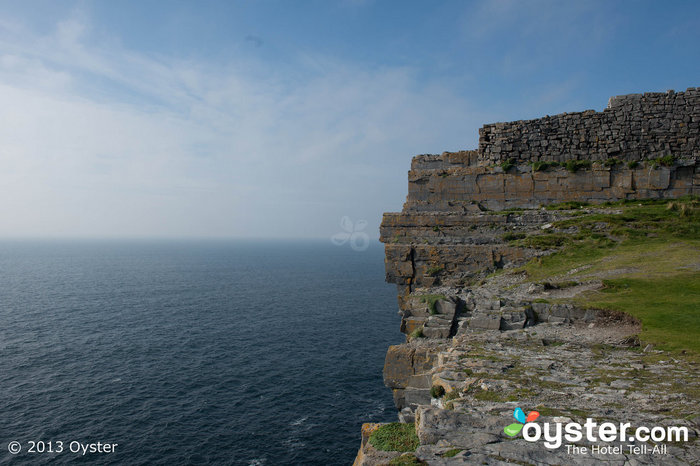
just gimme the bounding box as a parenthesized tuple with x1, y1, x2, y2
(355, 89, 700, 465)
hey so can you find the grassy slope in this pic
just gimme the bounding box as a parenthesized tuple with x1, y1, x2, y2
(515, 198, 700, 354)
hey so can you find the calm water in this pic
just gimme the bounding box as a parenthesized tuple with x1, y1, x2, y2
(0, 240, 402, 465)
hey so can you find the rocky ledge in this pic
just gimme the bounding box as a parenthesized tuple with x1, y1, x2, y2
(356, 270, 699, 465)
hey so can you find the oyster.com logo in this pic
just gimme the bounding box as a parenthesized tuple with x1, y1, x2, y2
(502, 405, 688, 452)
(504, 407, 540, 437)
(331, 216, 369, 251)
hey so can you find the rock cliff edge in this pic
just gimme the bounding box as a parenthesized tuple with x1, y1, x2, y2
(355, 89, 700, 465)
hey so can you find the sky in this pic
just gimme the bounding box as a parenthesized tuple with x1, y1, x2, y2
(0, 0, 698, 240)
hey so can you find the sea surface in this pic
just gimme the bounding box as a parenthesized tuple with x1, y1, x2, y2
(0, 240, 402, 465)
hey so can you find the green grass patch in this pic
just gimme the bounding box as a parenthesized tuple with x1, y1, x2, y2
(505, 387, 538, 401)
(473, 390, 507, 402)
(426, 265, 444, 277)
(420, 294, 446, 314)
(512, 233, 572, 250)
(502, 232, 527, 241)
(579, 275, 700, 353)
(500, 158, 516, 171)
(519, 199, 700, 356)
(565, 159, 591, 172)
(369, 423, 419, 452)
(389, 454, 426, 465)
(409, 327, 425, 339)
(443, 449, 462, 458)
(657, 154, 675, 167)
(567, 408, 592, 418)
(532, 160, 559, 172)
(544, 200, 589, 210)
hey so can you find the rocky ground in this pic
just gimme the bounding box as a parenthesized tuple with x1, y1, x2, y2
(354, 271, 700, 465)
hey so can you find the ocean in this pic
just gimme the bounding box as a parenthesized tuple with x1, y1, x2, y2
(0, 240, 402, 465)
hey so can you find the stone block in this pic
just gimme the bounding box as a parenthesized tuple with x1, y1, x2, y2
(635, 168, 671, 190)
(401, 317, 426, 335)
(469, 314, 502, 330)
(592, 171, 611, 188)
(384, 345, 415, 389)
(422, 325, 451, 339)
(476, 174, 504, 193)
(504, 174, 534, 193)
(611, 171, 633, 190)
(407, 374, 433, 390)
(403, 388, 432, 407)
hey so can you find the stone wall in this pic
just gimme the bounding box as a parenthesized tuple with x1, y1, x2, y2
(478, 88, 700, 164)
(399, 89, 700, 213)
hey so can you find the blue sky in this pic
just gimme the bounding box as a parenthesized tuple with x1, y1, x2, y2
(0, 0, 698, 239)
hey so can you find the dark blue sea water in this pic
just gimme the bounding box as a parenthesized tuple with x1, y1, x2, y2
(0, 240, 402, 465)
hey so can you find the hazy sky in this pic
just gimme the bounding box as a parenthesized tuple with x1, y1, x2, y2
(1, 0, 699, 239)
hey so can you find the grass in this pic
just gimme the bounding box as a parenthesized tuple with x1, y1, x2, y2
(502, 232, 526, 241)
(426, 265, 444, 277)
(473, 390, 507, 402)
(657, 154, 675, 167)
(532, 161, 559, 172)
(420, 294, 446, 314)
(580, 276, 700, 353)
(565, 159, 591, 172)
(430, 385, 445, 398)
(544, 200, 589, 210)
(443, 449, 462, 458)
(535, 406, 591, 418)
(500, 158, 516, 171)
(519, 198, 700, 355)
(389, 454, 425, 465)
(409, 327, 425, 339)
(369, 423, 420, 452)
(511, 233, 571, 250)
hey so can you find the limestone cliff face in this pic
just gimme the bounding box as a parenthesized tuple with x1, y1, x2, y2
(354, 89, 700, 465)
(382, 88, 699, 324)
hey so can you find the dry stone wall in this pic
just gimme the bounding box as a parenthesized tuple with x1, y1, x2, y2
(479, 88, 700, 164)
(401, 88, 700, 212)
